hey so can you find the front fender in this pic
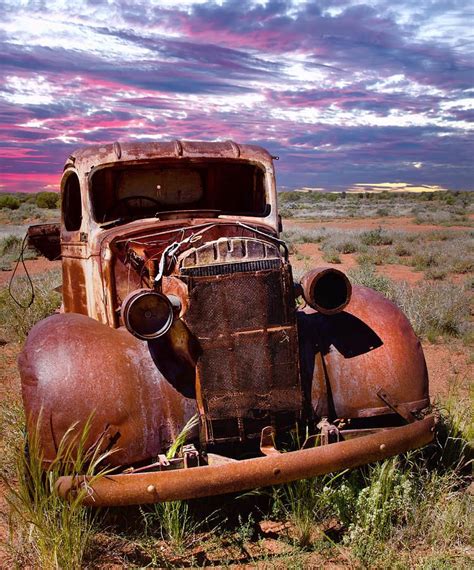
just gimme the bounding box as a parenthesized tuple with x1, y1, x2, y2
(298, 285, 429, 419)
(19, 313, 198, 466)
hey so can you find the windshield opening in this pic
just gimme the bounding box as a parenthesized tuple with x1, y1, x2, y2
(90, 159, 268, 224)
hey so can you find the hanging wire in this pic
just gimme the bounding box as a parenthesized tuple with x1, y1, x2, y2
(8, 234, 35, 309)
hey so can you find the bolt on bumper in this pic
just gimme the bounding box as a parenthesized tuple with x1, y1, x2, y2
(56, 415, 435, 507)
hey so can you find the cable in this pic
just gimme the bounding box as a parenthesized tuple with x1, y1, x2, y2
(8, 234, 35, 309)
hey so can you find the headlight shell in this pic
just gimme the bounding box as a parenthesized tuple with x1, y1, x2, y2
(122, 289, 174, 340)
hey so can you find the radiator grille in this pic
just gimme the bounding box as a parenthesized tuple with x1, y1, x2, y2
(181, 258, 280, 277)
(181, 261, 302, 443)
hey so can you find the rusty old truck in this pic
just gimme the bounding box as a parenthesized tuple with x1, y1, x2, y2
(20, 140, 435, 506)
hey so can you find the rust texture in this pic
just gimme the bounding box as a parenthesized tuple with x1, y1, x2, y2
(17, 140, 433, 506)
(56, 416, 435, 506)
(27, 223, 61, 261)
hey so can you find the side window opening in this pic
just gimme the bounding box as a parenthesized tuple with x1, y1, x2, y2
(62, 172, 82, 231)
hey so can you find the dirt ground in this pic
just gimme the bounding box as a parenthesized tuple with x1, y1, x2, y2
(0, 257, 61, 285)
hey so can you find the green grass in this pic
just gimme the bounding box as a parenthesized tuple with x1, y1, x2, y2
(348, 265, 470, 340)
(3, 415, 114, 569)
(140, 415, 202, 551)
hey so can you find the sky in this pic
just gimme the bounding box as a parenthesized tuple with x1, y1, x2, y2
(0, 0, 473, 193)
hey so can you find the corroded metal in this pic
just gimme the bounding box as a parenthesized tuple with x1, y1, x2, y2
(27, 223, 61, 260)
(300, 267, 352, 314)
(18, 140, 434, 506)
(55, 416, 435, 506)
(299, 285, 429, 420)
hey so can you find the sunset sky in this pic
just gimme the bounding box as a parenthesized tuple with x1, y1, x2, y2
(1, 0, 472, 193)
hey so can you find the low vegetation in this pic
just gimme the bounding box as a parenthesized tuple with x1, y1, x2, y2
(0, 190, 471, 567)
(348, 265, 470, 340)
(0, 270, 61, 342)
(4, 416, 115, 569)
(1, 397, 471, 568)
(279, 190, 473, 225)
(0, 191, 60, 224)
(0, 233, 38, 271)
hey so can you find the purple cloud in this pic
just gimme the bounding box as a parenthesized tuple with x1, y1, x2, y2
(0, 0, 472, 192)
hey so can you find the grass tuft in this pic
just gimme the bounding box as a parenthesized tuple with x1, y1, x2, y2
(3, 414, 115, 569)
(140, 414, 203, 551)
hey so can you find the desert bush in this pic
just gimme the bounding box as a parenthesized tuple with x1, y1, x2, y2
(348, 264, 393, 296)
(339, 457, 416, 563)
(0, 195, 20, 210)
(425, 267, 448, 280)
(394, 242, 412, 257)
(322, 249, 341, 264)
(412, 252, 439, 270)
(335, 240, 358, 254)
(282, 228, 326, 246)
(35, 191, 59, 209)
(0, 270, 61, 341)
(389, 281, 468, 338)
(356, 250, 388, 266)
(452, 259, 474, 274)
(360, 227, 393, 246)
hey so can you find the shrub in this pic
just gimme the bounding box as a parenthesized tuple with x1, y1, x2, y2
(348, 264, 393, 296)
(360, 227, 393, 246)
(425, 267, 448, 281)
(412, 252, 439, 270)
(36, 191, 59, 209)
(356, 250, 387, 266)
(322, 249, 341, 264)
(0, 195, 20, 210)
(0, 234, 37, 270)
(389, 281, 468, 338)
(334, 240, 358, 254)
(394, 243, 412, 257)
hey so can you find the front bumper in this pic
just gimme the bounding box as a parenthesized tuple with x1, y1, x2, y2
(56, 415, 435, 507)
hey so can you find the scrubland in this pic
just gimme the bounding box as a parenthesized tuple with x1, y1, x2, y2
(0, 191, 472, 568)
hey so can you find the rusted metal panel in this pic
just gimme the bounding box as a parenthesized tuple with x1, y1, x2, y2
(299, 285, 429, 420)
(56, 416, 435, 506)
(19, 313, 198, 467)
(68, 140, 274, 175)
(61, 258, 88, 315)
(27, 223, 61, 261)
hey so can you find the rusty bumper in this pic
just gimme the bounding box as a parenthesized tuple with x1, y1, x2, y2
(56, 416, 435, 507)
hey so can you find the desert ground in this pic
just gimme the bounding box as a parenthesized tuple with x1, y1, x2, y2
(0, 190, 472, 568)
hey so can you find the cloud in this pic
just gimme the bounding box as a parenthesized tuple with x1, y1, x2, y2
(346, 182, 448, 193)
(0, 0, 472, 192)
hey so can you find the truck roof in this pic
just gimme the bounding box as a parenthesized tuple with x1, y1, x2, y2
(66, 140, 274, 172)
